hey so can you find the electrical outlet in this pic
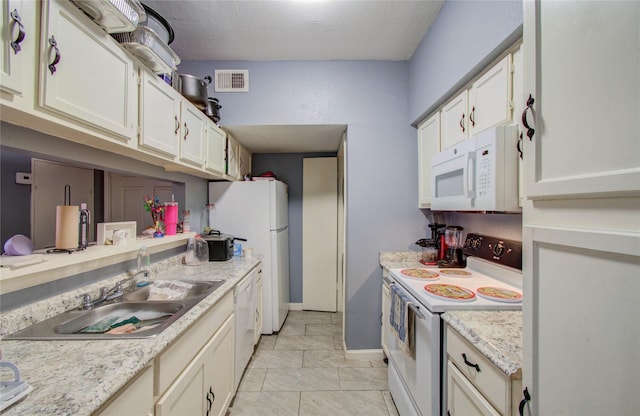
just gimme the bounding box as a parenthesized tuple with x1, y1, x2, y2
(15, 172, 32, 184)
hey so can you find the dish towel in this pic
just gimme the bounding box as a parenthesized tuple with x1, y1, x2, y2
(390, 285, 414, 357)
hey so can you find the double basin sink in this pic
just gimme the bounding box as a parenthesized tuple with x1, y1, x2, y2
(5, 279, 225, 340)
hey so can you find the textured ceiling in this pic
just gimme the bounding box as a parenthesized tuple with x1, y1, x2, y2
(142, 0, 444, 61)
(140, 0, 445, 153)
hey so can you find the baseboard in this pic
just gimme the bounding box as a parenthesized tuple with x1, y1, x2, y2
(289, 303, 303, 311)
(343, 345, 385, 361)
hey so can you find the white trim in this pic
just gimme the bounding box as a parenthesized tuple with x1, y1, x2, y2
(343, 347, 385, 361)
(289, 302, 303, 311)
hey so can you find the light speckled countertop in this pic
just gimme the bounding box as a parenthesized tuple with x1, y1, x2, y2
(0, 255, 261, 415)
(380, 252, 523, 376)
(443, 310, 522, 376)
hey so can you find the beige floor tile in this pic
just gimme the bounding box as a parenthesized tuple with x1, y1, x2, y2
(274, 335, 335, 350)
(305, 323, 342, 336)
(248, 349, 303, 369)
(382, 391, 400, 416)
(303, 349, 372, 368)
(299, 390, 390, 416)
(256, 334, 277, 350)
(370, 358, 388, 368)
(286, 311, 333, 324)
(263, 367, 340, 391)
(278, 321, 306, 336)
(331, 313, 343, 325)
(339, 367, 389, 390)
(229, 391, 300, 416)
(334, 334, 344, 349)
(237, 368, 267, 392)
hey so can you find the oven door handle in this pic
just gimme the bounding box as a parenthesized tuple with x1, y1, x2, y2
(408, 303, 425, 320)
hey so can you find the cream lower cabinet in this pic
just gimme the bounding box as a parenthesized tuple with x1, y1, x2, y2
(380, 277, 390, 357)
(156, 315, 235, 416)
(446, 327, 521, 416)
(417, 112, 440, 208)
(254, 267, 263, 345)
(156, 291, 235, 416)
(38, 0, 138, 143)
(95, 365, 154, 416)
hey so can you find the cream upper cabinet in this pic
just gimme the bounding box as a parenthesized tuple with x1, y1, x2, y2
(0, 0, 35, 99)
(179, 100, 207, 167)
(38, 0, 137, 143)
(468, 55, 512, 137)
(441, 90, 468, 149)
(417, 112, 440, 208)
(205, 123, 227, 175)
(440, 54, 514, 150)
(521, 2, 640, 416)
(139, 68, 180, 157)
(237, 143, 252, 179)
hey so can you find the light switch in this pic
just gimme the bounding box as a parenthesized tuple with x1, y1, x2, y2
(15, 172, 32, 184)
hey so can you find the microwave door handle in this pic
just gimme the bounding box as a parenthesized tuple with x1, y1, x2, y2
(464, 150, 476, 199)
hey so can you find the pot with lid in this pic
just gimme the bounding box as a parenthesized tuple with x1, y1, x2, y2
(205, 97, 222, 123)
(179, 74, 211, 110)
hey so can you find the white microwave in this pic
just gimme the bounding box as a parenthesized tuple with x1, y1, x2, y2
(431, 125, 520, 212)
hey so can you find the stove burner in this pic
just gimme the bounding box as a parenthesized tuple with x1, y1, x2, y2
(45, 247, 86, 254)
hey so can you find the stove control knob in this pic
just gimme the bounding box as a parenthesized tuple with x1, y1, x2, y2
(492, 243, 505, 257)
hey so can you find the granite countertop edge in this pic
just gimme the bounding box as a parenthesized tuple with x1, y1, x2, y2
(0, 256, 261, 416)
(442, 310, 523, 377)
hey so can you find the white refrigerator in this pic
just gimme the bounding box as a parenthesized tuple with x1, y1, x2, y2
(208, 180, 289, 334)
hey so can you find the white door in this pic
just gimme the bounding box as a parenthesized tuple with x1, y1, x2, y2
(302, 157, 337, 312)
(31, 159, 93, 249)
(108, 173, 173, 233)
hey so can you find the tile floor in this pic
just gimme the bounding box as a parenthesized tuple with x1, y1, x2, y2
(228, 310, 399, 416)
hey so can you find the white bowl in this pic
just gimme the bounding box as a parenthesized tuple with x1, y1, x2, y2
(4, 234, 34, 256)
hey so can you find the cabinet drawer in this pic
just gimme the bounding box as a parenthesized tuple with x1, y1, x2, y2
(156, 291, 233, 395)
(447, 327, 509, 415)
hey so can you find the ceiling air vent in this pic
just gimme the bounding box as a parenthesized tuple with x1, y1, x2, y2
(214, 70, 249, 92)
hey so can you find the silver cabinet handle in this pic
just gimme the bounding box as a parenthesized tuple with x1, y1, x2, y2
(48, 35, 61, 74)
(9, 9, 26, 54)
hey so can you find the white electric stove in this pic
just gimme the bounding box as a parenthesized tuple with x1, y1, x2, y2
(384, 233, 522, 416)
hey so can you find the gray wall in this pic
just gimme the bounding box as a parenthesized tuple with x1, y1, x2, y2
(180, 60, 426, 350)
(0, 148, 31, 246)
(409, 0, 523, 124)
(179, 0, 524, 349)
(251, 153, 336, 304)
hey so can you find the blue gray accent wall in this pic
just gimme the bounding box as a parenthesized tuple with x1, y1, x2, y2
(251, 153, 336, 304)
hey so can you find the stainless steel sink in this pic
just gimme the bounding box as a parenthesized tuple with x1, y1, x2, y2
(5, 279, 225, 340)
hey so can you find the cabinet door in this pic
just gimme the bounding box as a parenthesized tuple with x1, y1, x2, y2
(39, 0, 137, 142)
(417, 112, 440, 208)
(441, 90, 468, 149)
(226, 135, 239, 178)
(381, 282, 390, 356)
(447, 361, 501, 416)
(179, 101, 206, 166)
(237, 144, 252, 179)
(156, 340, 209, 416)
(139, 69, 180, 156)
(97, 365, 154, 416)
(469, 54, 512, 136)
(205, 123, 226, 175)
(522, 0, 640, 200)
(206, 315, 235, 416)
(0, 0, 35, 97)
(254, 270, 263, 345)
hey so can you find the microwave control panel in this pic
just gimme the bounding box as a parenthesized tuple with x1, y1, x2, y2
(477, 149, 492, 198)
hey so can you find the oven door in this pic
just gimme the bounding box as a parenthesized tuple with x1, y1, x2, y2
(387, 283, 442, 416)
(431, 139, 476, 211)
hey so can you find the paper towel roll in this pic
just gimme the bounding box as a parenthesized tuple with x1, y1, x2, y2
(56, 205, 79, 249)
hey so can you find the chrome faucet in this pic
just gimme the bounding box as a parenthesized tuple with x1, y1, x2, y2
(76, 280, 129, 310)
